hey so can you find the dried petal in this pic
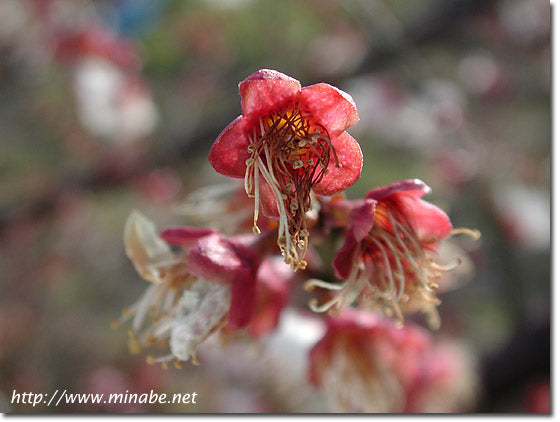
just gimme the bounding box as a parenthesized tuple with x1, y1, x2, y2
(170, 280, 231, 362)
(123, 210, 174, 284)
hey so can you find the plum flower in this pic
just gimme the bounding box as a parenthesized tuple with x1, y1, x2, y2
(118, 211, 215, 366)
(179, 231, 260, 331)
(118, 211, 262, 366)
(309, 309, 478, 413)
(306, 179, 479, 329)
(209, 69, 363, 271)
(309, 309, 431, 413)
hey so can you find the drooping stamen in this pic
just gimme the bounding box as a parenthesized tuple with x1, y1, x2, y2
(244, 101, 336, 270)
(308, 262, 363, 313)
(307, 203, 465, 329)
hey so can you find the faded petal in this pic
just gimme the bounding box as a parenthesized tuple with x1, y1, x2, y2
(299, 83, 359, 136)
(209, 116, 250, 178)
(123, 211, 174, 284)
(160, 226, 216, 247)
(314, 131, 363, 196)
(239, 69, 301, 116)
(170, 279, 231, 362)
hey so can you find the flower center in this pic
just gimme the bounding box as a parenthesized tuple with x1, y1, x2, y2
(306, 203, 446, 327)
(244, 101, 336, 270)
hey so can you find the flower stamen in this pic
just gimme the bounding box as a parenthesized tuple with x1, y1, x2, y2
(244, 102, 337, 270)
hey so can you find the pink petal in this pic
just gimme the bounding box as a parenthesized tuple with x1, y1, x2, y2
(327, 308, 383, 332)
(333, 232, 359, 280)
(351, 199, 376, 242)
(239, 69, 301, 116)
(313, 131, 363, 196)
(366, 179, 431, 201)
(257, 255, 294, 286)
(227, 269, 256, 329)
(401, 196, 452, 242)
(187, 234, 259, 328)
(299, 83, 359, 136)
(209, 116, 250, 178)
(187, 234, 249, 284)
(160, 227, 216, 247)
(249, 257, 292, 337)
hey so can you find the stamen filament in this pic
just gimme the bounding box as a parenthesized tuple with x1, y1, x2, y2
(450, 228, 481, 240)
(242, 104, 336, 270)
(304, 278, 344, 291)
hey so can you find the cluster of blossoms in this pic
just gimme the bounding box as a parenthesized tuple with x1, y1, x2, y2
(117, 69, 479, 411)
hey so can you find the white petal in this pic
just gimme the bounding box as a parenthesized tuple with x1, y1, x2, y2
(170, 280, 231, 361)
(124, 210, 175, 284)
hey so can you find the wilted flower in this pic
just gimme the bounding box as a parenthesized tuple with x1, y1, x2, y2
(307, 179, 479, 328)
(117, 211, 218, 366)
(209, 69, 363, 270)
(178, 231, 260, 330)
(118, 211, 266, 366)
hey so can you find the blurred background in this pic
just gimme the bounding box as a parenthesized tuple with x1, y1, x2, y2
(0, 0, 550, 413)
